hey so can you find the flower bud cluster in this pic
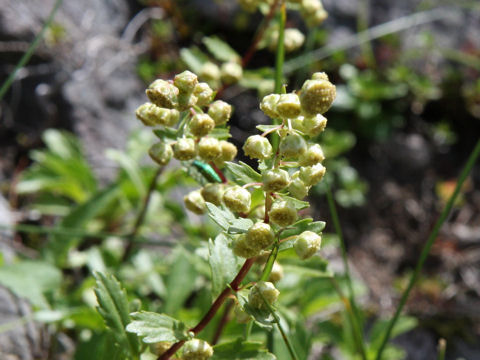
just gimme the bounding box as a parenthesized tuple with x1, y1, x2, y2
(182, 339, 214, 360)
(199, 60, 243, 88)
(135, 71, 239, 215)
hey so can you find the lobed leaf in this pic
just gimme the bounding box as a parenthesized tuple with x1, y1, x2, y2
(126, 311, 192, 343)
(224, 161, 262, 185)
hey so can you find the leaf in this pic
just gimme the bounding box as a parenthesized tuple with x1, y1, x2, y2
(47, 185, 119, 267)
(278, 195, 309, 210)
(208, 233, 243, 297)
(369, 316, 418, 351)
(202, 36, 240, 62)
(224, 161, 262, 185)
(236, 290, 274, 329)
(212, 338, 276, 360)
(0, 260, 61, 309)
(256, 124, 281, 133)
(205, 202, 235, 231)
(94, 272, 140, 359)
(180, 47, 209, 74)
(280, 257, 331, 278)
(74, 332, 123, 360)
(126, 311, 191, 343)
(279, 218, 326, 249)
(228, 218, 254, 234)
(209, 127, 232, 140)
(105, 149, 146, 196)
(153, 127, 178, 140)
(164, 248, 197, 315)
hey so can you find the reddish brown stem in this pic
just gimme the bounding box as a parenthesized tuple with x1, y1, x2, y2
(209, 161, 228, 183)
(159, 258, 256, 360)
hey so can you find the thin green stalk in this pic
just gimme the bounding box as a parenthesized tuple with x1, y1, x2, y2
(260, 241, 279, 281)
(375, 139, 480, 360)
(244, 321, 253, 340)
(437, 339, 446, 360)
(326, 184, 367, 360)
(0, 0, 63, 101)
(260, 293, 298, 360)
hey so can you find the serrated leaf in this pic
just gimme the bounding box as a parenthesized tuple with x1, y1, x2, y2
(203, 36, 240, 62)
(126, 311, 191, 343)
(228, 217, 254, 234)
(212, 338, 276, 360)
(205, 202, 235, 231)
(153, 127, 178, 140)
(47, 185, 119, 267)
(224, 161, 262, 185)
(279, 218, 325, 249)
(180, 47, 209, 74)
(94, 272, 139, 359)
(0, 260, 61, 309)
(208, 233, 243, 297)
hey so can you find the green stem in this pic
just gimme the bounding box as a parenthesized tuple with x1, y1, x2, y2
(326, 184, 367, 360)
(0, 0, 63, 101)
(437, 339, 446, 360)
(260, 241, 279, 281)
(375, 139, 480, 360)
(244, 321, 253, 340)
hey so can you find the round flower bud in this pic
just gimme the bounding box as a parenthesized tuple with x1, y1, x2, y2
(201, 183, 224, 206)
(299, 143, 325, 166)
(182, 339, 214, 360)
(218, 141, 237, 162)
(234, 304, 252, 323)
(262, 168, 290, 192)
(276, 93, 301, 119)
(135, 103, 161, 126)
(284, 28, 305, 53)
(279, 133, 307, 158)
(194, 82, 214, 107)
(173, 138, 197, 160)
(221, 62, 243, 84)
(146, 79, 179, 109)
(177, 93, 198, 111)
(190, 113, 215, 137)
(260, 94, 280, 118)
(300, 78, 336, 115)
(301, 0, 323, 13)
(174, 70, 198, 94)
(208, 100, 232, 125)
(246, 222, 275, 250)
(167, 109, 180, 127)
(150, 342, 172, 356)
(198, 137, 221, 161)
(288, 173, 309, 199)
(291, 116, 305, 132)
(268, 262, 284, 282)
(299, 163, 326, 186)
(243, 135, 273, 160)
(303, 114, 327, 136)
(305, 8, 328, 27)
(248, 281, 280, 309)
(312, 72, 329, 81)
(148, 142, 173, 166)
(268, 200, 297, 227)
(223, 186, 251, 213)
(233, 234, 260, 258)
(294, 231, 321, 259)
(184, 190, 206, 215)
(199, 61, 221, 83)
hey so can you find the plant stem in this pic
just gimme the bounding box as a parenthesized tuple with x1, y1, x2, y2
(244, 320, 253, 340)
(437, 338, 446, 360)
(260, 241, 279, 281)
(211, 300, 234, 345)
(123, 167, 163, 261)
(375, 139, 480, 360)
(326, 184, 367, 360)
(0, 0, 63, 101)
(242, 0, 280, 67)
(159, 258, 256, 360)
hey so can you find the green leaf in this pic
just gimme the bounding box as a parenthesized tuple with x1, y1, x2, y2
(212, 338, 276, 360)
(228, 217, 254, 234)
(0, 260, 61, 309)
(105, 148, 146, 196)
(279, 256, 331, 278)
(94, 272, 140, 359)
(202, 36, 240, 62)
(126, 311, 191, 343)
(256, 124, 280, 133)
(205, 202, 235, 231)
(208, 233, 243, 297)
(278, 195, 309, 210)
(164, 248, 197, 315)
(236, 290, 274, 329)
(224, 161, 262, 185)
(279, 218, 326, 249)
(180, 47, 209, 74)
(47, 185, 119, 266)
(209, 127, 232, 140)
(369, 316, 418, 352)
(74, 332, 123, 360)
(153, 127, 178, 140)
